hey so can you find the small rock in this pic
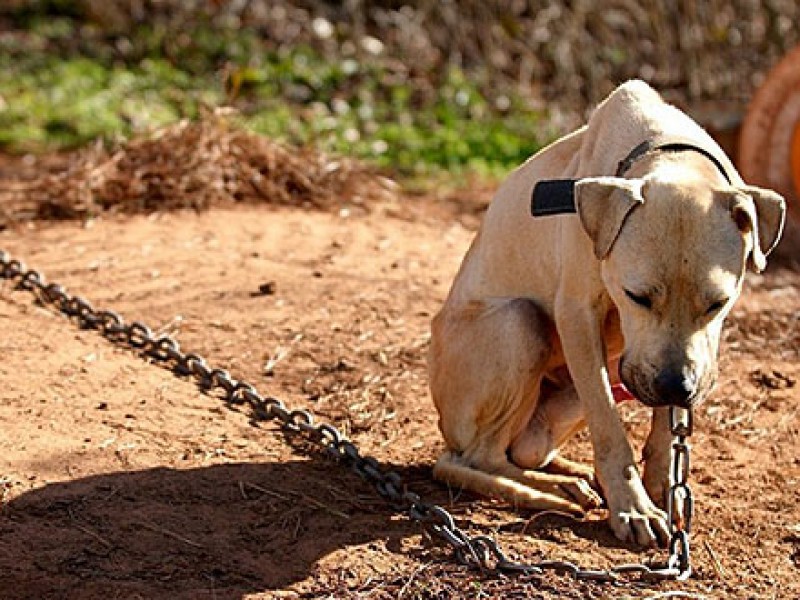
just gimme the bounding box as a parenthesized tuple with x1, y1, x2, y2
(257, 281, 277, 295)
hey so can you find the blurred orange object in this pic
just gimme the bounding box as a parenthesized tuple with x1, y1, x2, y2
(792, 120, 800, 203)
(739, 43, 800, 224)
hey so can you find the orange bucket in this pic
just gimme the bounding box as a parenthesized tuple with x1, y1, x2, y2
(739, 43, 800, 225)
(793, 120, 800, 200)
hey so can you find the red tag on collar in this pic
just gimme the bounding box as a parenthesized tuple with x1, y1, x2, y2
(612, 383, 635, 403)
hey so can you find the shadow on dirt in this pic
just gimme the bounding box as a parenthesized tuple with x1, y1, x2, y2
(0, 459, 436, 600)
(0, 448, 625, 599)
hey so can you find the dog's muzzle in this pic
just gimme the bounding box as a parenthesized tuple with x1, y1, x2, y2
(652, 368, 698, 408)
(619, 356, 701, 409)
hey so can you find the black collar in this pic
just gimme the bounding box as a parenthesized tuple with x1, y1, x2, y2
(531, 137, 732, 217)
(615, 137, 732, 184)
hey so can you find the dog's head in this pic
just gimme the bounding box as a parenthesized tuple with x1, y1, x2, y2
(575, 168, 785, 408)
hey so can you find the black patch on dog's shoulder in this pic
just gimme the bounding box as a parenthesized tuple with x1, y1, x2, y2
(530, 179, 578, 217)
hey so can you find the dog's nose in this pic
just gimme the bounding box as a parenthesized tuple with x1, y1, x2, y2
(653, 369, 697, 407)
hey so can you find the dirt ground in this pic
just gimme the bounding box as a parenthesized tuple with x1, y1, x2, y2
(0, 196, 798, 599)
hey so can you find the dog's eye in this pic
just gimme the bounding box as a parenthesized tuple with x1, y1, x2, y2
(706, 299, 727, 315)
(624, 289, 652, 309)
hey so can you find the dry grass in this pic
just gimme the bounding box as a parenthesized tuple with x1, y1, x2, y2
(0, 110, 396, 225)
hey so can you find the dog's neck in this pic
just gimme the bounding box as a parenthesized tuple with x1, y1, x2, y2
(531, 137, 733, 217)
(615, 136, 732, 184)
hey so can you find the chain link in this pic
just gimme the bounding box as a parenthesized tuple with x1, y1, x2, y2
(666, 407, 694, 579)
(0, 250, 694, 584)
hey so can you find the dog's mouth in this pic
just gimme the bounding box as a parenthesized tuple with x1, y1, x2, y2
(618, 357, 715, 408)
(611, 380, 669, 407)
(618, 356, 663, 407)
(622, 375, 661, 407)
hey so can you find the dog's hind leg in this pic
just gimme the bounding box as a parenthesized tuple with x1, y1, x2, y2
(434, 450, 596, 514)
(509, 382, 595, 483)
(430, 298, 600, 513)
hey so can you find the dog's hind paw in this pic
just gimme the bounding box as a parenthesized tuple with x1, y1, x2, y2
(513, 470, 602, 513)
(561, 478, 603, 511)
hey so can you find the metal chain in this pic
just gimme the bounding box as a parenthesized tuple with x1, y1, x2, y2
(666, 407, 694, 579)
(0, 250, 693, 584)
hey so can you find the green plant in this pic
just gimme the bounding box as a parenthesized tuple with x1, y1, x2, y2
(0, 11, 552, 178)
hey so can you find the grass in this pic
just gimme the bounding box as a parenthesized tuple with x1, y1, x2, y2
(0, 11, 553, 179)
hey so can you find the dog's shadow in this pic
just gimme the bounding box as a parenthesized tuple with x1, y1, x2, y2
(1, 455, 442, 600)
(1, 433, 640, 600)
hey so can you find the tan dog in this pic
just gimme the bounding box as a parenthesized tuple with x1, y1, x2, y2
(429, 80, 785, 547)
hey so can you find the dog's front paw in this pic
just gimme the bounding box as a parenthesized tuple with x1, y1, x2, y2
(642, 439, 673, 509)
(643, 465, 670, 509)
(605, 467, 670, 547)
(608, 500, 670, 548)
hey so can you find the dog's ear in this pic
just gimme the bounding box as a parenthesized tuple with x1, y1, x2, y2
(574, 177, 645, 259)
(730, 186, 786, 272)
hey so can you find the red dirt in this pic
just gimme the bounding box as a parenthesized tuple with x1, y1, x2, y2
(0, 200, 798, 599)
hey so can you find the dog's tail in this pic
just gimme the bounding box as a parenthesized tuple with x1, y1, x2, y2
(433, 450, 585, 515)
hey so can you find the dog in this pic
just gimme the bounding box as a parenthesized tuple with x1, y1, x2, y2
(428, 80, 785, 547)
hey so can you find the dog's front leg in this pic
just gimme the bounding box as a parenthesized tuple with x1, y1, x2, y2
(556, 302, 670, 547)
(642, 407, 675, 508)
